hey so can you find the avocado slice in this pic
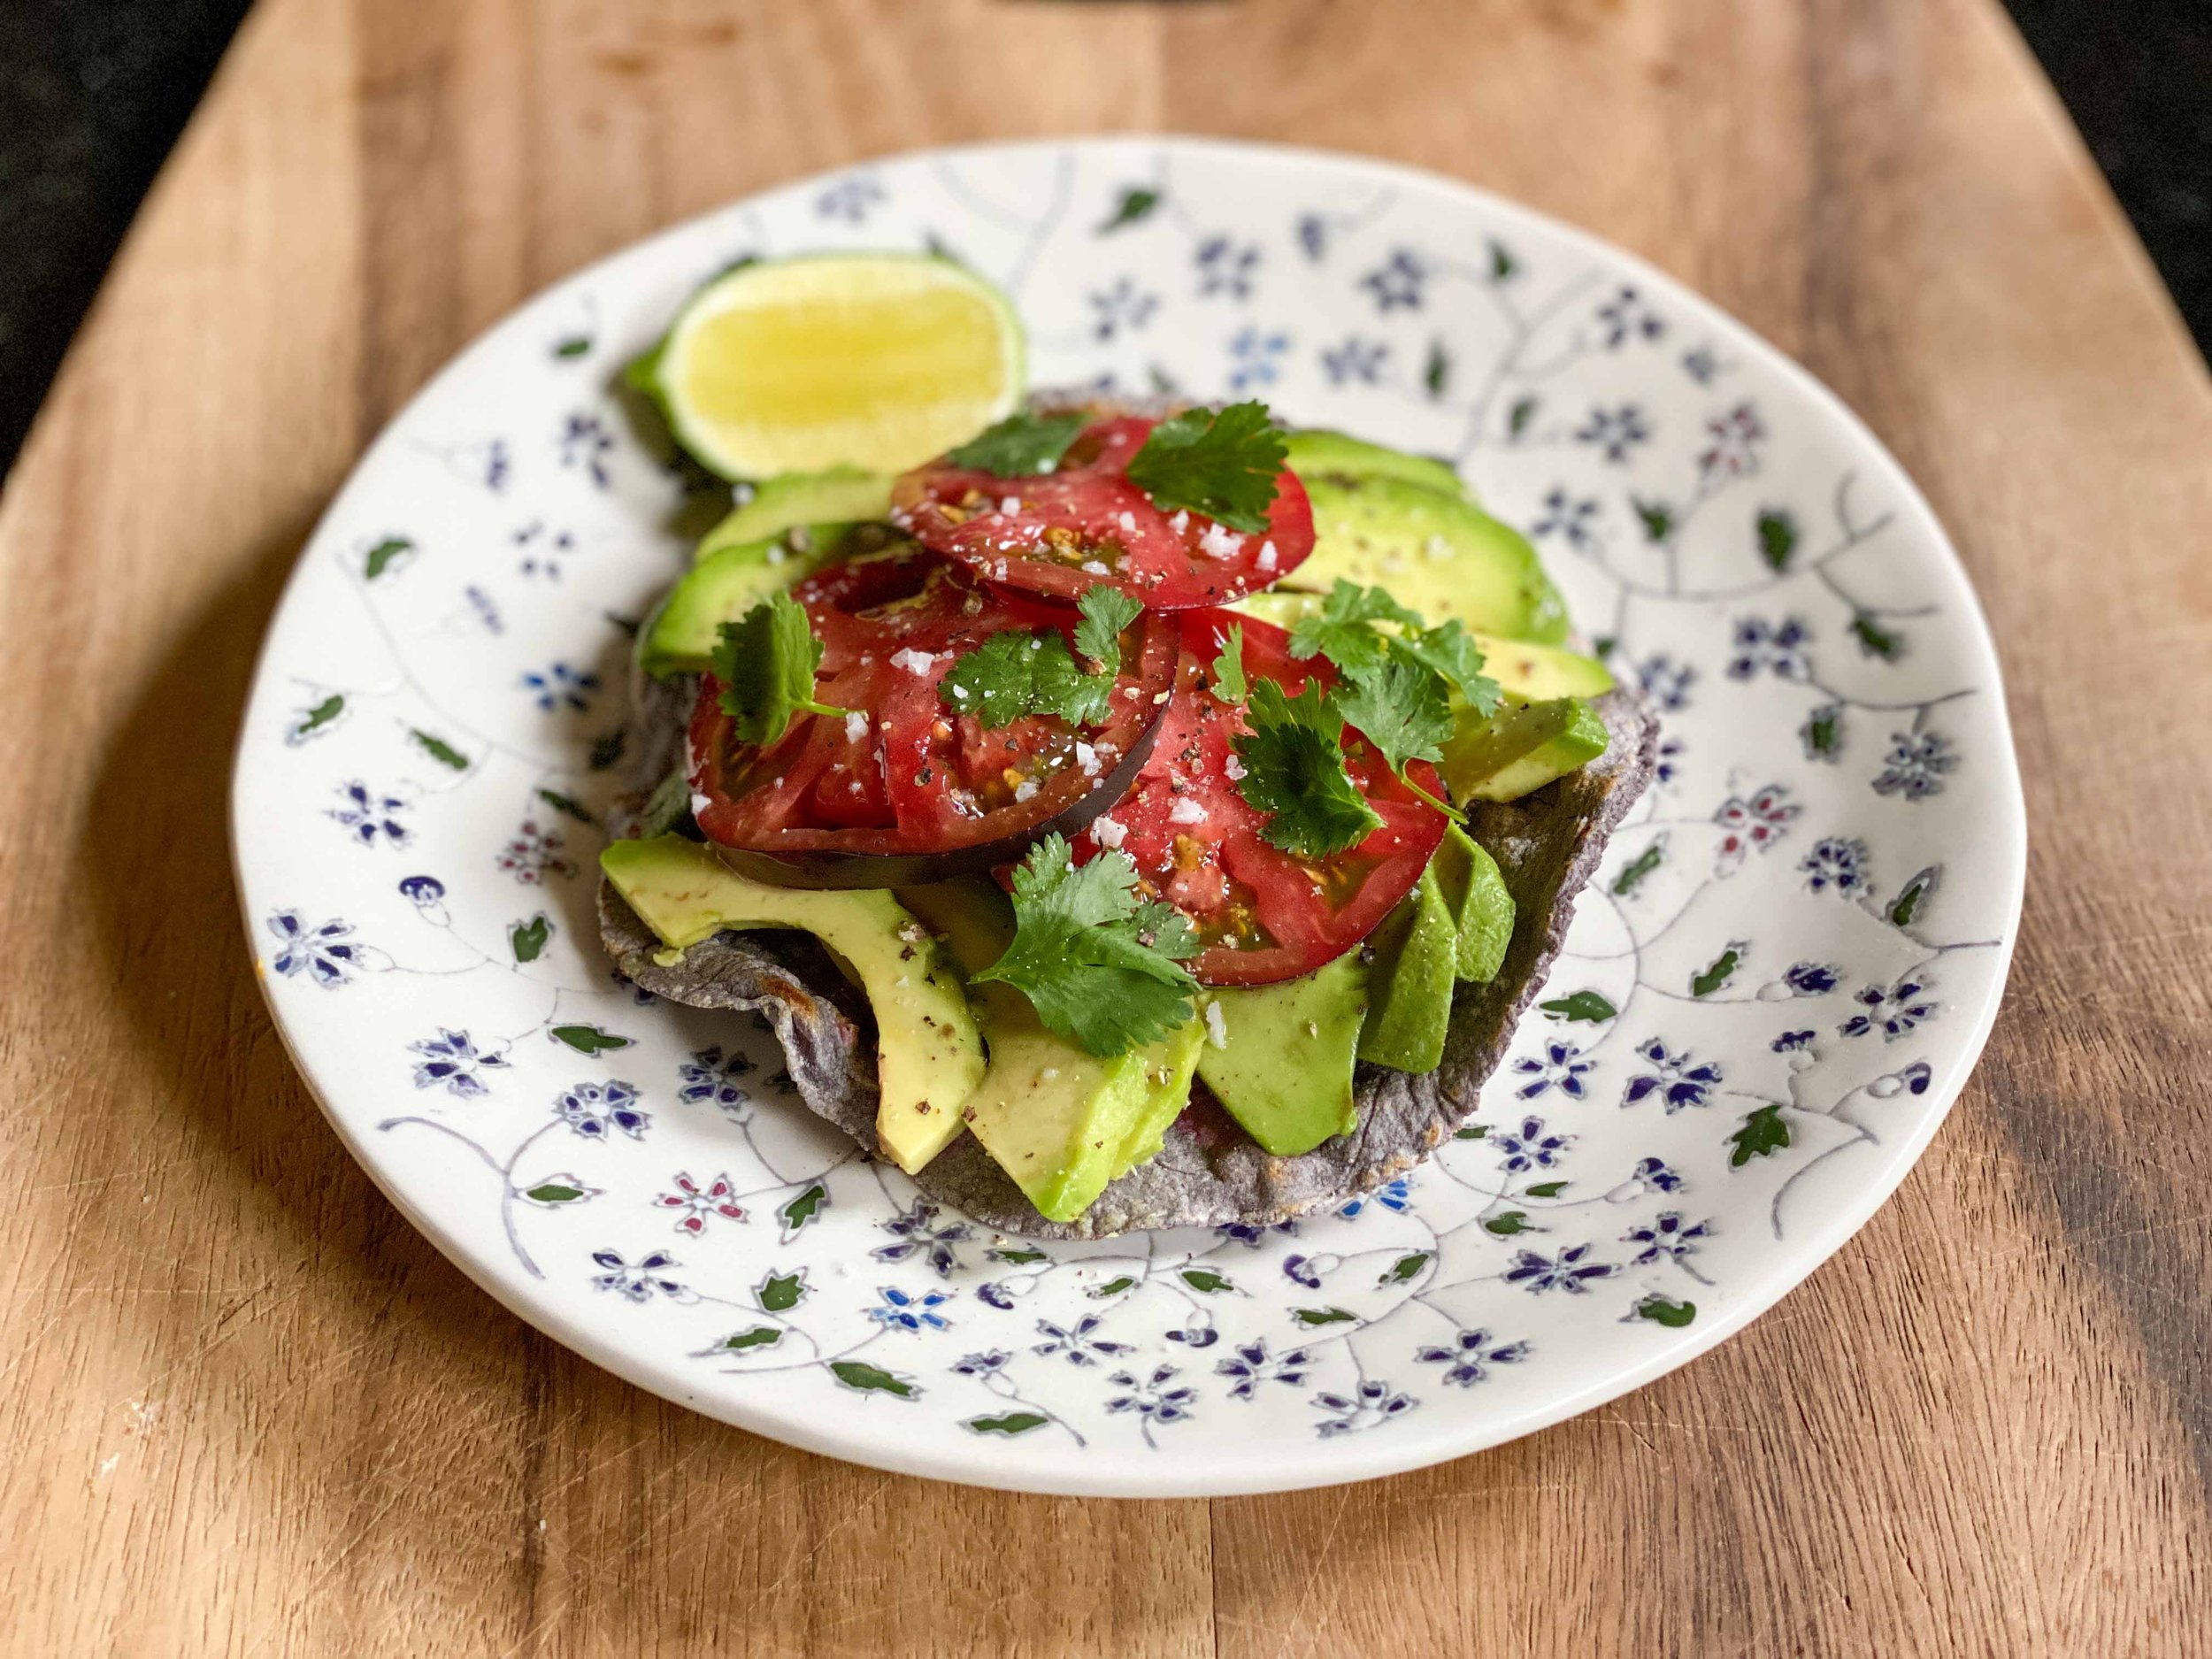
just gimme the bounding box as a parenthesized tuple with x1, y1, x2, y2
(640, 524, 909, 678)
(1464, 636, 1613, 701)
(698, 466, 893, 559)
(897, 880, 1203, 1224)
(1357, 867, 1462, 1073)
(601, 835, 985, 1174)
(1291, 475, 1570, 643)
(1432, 825, 1517, 982)
(1284, 428, 1468, 498)
(1195, 952, 1368, 1156)
(1440, 696, 1612, 803)
(1231, 589, 1610, 702)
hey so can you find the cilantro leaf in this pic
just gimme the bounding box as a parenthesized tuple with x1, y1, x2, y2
(974, 834, 1199, 1056)
(1210, 623, 1249, 705)
(1396, 618, 1502, 717)
(1073, 586, 1142, 671)
(1286, 580, 1419, 672)
(1233, 679, 1384, 856)
(1288, 580, 1502, 722)
(940, 630, 1112, 729)
(945, 411, 1087, 476)
(1333, 657, 1455, 772)
(1332, 657, 1463, 821)
(713, 592, 846, 746)
(1123, 401, 1286, 534)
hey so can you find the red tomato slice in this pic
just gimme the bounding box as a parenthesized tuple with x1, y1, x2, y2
(690, 545, 1179, 887)
(1066, 610, 1448, 986)
(889, 413, 1314, 610)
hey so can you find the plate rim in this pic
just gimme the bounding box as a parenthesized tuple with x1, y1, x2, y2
(229, 132, 2027, 1497)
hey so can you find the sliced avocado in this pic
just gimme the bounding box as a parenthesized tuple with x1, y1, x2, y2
(1432, 824, 1516, 983)
(898, 880, 1202, 1224)
(1291, 476, 1569, 643)
(641, 524, 903, 678)
(699, 466, 893, 558)
(1230, 589, 1610, 702)
(1440, 696, 1611, 803)
(602, 835, 985, 1175)
(1110, 1022, 1209, 1176)
(1196, 952, 1368, 1156)
(1357, 868, 1461, 1073)
(1460, 635, 1612, 701)
(1283, 428, 1467, 498)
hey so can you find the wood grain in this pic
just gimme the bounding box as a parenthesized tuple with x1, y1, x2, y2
(2, 0, 2208, 1652)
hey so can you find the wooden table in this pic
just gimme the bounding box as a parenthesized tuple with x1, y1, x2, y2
(4, 0, 2208, 1651)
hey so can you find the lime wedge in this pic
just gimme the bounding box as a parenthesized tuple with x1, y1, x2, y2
(641, 254, 1024, 480)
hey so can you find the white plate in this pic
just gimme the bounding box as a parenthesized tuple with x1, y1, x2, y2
(233, 137, 2024, 1497)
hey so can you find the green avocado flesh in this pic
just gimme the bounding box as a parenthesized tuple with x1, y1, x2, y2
(1196, 952, 1369, 1156)
(1283, 428, 1467, 498)
(1231, 589, 1609, 703)
(601, 835, 985, 1176)
(898, 880, 1204, 1224)
(1291, 475, 1570, 644)
(698, 466, 894, 559)
(1470, 636, 1614, 701)
(1440, 696, 1612, 803)
(641, 524, 900, 678)
(1357, 866, 1462, 1073)
(1434, 824, 1517, 984)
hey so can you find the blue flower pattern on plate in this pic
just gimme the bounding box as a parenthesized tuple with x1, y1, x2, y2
(1312, 1379, 1417, 1437)
(266, 911, 368, 988)
(408, 1028, 509, 1098)
(1839, 977, 1938, 1041)
(1624, 1040, 1724, 1112)
(1513, 1044, 1592, 1102)
(1417, 1328, 1531, 1387)
(327, 781, 411, 848)
(871, 1286, 954, 1333)
(555, 1080, 649, 1141)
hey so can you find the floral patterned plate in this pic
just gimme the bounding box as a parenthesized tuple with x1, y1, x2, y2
(233, 137, 2024, 1496)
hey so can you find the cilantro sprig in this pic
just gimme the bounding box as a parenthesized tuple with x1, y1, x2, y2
(1210, 623, 1249, 705)
(1286, 582, 1500, 713)
(945, 411, 1087, 475)
(712, 592, 847, 747)
(1283, 580, 1502, 817)
(1328, 655, 1460, 819)
(1286, 582, 1420, 671)
(975, 833, 1200, 1056)
(1124, 401, 1286, 534)
(940, 588, 1140, 729)
(1073, 586, 1142, 669)
(1233, 680, 1386, 857)
(940, 631, 1110, 727)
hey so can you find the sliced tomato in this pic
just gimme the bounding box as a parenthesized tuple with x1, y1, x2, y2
(889, 412, 1314, 609)
(1066, 610, 1448, 986)
(690, 545, 1179, 887)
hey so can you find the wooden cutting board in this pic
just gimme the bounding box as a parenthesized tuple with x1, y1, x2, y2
(2, 0, 2208, 1651)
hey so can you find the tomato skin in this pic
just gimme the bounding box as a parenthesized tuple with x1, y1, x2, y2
(688, 548, 1179, 887)
(891, 414, 1315, 610)
(1067, 610, 1448, 986)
